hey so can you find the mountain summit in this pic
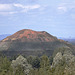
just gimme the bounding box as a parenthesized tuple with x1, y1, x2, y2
(0, 29, 74, 57)
(2, 29, 57, 42)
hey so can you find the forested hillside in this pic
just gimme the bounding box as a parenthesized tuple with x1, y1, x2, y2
(0, 47, 75, 75)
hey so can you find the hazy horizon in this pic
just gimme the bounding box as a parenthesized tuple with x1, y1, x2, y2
(0, 0, 75, 38)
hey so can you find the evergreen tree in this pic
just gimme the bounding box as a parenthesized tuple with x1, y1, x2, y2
(40, 55, 50, 69)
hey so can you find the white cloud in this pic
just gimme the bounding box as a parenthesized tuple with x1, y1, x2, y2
(13, 4, 24, 8)
(58, 6, 67, 13)
(57, 2, 75, 14)
(0, 3, 41, 15)
(13, 4, 40, 10)
(0, 11, 18, 15)
(0, 4, 13, 11)
(13, 4, 41, 13)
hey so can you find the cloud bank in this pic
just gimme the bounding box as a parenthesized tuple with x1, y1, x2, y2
(57, 2, 75, 14)
(0, 3, 41, 15)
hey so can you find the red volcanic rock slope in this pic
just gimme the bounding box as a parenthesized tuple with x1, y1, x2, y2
(1, 29, 74, 57)
(2, 29, 58, 42)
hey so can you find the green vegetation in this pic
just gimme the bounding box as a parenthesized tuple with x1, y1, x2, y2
(0, 56, 13, 75)
(0, 47, 75, 75)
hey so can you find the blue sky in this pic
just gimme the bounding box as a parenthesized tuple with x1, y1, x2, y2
(0, 0, 75, 38)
